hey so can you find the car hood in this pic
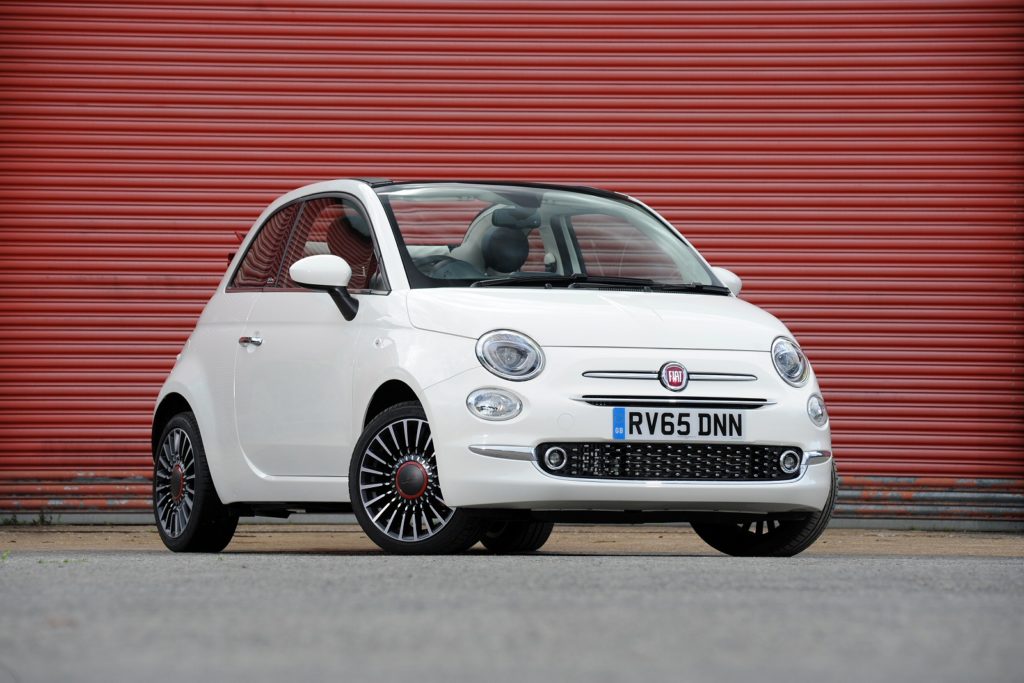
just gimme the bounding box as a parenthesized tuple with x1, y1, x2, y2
(406, 288, 790, 351)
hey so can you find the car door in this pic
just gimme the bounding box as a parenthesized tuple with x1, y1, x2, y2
(234, 194, 388, 477)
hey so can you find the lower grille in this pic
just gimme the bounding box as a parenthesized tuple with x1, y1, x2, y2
(536, 442, 802, 481)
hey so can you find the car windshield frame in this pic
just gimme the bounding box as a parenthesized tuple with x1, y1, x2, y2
(375, 181, 723, 292)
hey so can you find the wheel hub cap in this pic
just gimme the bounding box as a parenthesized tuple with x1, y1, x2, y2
(395, 461, 428, 499)
(170, 463, 186, 503)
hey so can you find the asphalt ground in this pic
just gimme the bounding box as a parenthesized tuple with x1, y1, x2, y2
(0, 525, 1021, 683)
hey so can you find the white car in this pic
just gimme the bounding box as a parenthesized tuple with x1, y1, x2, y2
(152, 179, 835, 556)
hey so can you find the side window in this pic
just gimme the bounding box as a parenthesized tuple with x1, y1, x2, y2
(278, 196, 382, 291)
(230, 203, 299, 289)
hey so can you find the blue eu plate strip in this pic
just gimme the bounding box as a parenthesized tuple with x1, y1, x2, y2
(612, 407, 626, 440)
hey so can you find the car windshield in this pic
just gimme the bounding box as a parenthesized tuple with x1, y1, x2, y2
(375, 182, 721, 292)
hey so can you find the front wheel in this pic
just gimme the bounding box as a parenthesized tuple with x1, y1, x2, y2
(349, 402, 483, 554)
(690, 462, 837, 557)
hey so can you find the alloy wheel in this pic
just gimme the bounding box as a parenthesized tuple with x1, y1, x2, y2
(154, 427, 196, 538)
(357, 417, 453, 542)
(740, 518, 785, 537)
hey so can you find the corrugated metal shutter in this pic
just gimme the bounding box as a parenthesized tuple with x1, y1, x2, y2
(1, 1, 1021, 520)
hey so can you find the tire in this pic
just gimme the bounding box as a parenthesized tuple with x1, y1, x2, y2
(480, 520, 554, 553)
(349, 401, 483, 554)
(690, 462, 838, 557)
(153, 412, 238, 553)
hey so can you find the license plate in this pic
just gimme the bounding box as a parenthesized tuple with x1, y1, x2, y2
(612, 407, 745, 441)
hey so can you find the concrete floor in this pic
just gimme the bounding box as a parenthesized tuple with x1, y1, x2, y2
(0, 525, 1021, 683)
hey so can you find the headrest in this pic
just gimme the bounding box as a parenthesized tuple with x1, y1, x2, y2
(340, 211, 372, 238)
(481, 226, 529, 273)
(492, 207, 541, 230)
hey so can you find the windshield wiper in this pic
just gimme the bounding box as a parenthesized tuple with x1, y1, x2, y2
(472, 274, 656, 289)
(655, 282, 732, 296)
(471, 274, 731, 295)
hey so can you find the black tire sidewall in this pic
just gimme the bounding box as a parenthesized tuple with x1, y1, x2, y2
(480, 520, 554, 553)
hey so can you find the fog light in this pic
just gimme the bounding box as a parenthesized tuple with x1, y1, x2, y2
(807, 394, 828, 427)
(543, 446, 568, 471)
(466, 388, 522, 421)
(779, 450, 801, 474)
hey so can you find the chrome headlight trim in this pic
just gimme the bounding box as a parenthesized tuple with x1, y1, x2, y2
(475, 329, 545, 381)
(771, 336, 809, 387)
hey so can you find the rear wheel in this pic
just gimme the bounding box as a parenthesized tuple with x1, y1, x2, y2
(153, 412, 238, 552)
(690, 462, 837, 557)
(481, 520, 554, 553)
(350, 402, 483, 554)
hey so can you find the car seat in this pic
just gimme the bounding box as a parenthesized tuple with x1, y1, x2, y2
(327, 211, 377, 289)
(450, 206, 532, 275)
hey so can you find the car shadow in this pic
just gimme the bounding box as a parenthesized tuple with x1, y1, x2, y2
(220, 548, 714, 557)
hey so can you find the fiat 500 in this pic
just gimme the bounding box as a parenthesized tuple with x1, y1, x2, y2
(152, 179, 835, 556)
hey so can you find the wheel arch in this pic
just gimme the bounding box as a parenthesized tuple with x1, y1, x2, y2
(152, 392, 193, 458)
(363, 379, 421, 427)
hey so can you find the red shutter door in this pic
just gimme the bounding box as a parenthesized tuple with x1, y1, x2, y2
(1, 1, 1021, 521)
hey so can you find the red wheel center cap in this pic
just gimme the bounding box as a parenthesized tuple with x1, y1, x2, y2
(171, 463, 185, 503)
(395, 461, 428, 500)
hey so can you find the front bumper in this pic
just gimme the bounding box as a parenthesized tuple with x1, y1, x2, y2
(421, 348, 833, 514)
(455, 446, 833, 512)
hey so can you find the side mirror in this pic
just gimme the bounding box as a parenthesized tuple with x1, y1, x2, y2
(291, 254, 352, 288)
(290, 255, 359, 321)
(711, 266, 742, 297)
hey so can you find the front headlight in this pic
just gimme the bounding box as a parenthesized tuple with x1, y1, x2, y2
(476, 330, 545, 381)
(466, 388, 522, 420)
(807, 394, 828, 427)
(771, 336, 809, 387)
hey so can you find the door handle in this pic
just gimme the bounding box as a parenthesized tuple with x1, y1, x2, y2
(238, 336, 263, 347)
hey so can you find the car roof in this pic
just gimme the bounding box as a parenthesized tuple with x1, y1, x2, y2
(359, 178, 629, 203)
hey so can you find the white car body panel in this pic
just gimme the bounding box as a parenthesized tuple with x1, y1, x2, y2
(155, 179, 832, 516)
(406, 288, 790, 350)
(234, 291, 363, 477)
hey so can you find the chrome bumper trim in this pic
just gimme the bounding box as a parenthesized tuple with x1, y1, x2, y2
(804, 450, 833, 467)
(468, 445, 535, 462)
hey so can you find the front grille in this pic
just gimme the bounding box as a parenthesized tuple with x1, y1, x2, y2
(536, 442, 801, 481)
